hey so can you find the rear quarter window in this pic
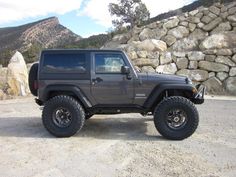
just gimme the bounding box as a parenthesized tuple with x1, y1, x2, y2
(42, 53, 86, 73)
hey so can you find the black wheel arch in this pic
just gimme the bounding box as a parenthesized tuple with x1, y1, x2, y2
(42, 85, 92, 109)
(143, 83, 195, 111)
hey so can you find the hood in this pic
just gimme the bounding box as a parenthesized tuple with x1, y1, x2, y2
(137, 72, 187, 84)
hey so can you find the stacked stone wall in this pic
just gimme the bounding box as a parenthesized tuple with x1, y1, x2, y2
(105, 2, 236, 95)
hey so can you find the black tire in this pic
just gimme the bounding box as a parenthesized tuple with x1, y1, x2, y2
(42, 95, 85, 137)
(154, 96, 199, 140)
(28, 63, 38, 96)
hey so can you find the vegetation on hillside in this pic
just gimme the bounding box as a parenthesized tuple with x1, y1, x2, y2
(60, 34, 111, 49)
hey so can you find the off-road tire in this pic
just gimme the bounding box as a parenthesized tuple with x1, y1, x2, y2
(42, 95, 85, 137)
(28, 63, 38, 96)
(154, 96, 199, 140)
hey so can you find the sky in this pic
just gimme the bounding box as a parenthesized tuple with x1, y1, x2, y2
(0, 0, 195, 38)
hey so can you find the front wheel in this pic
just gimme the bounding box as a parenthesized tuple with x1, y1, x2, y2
(154, 96, 199, 140)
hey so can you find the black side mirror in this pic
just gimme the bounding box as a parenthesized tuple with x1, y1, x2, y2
(121, 66, 130, 74)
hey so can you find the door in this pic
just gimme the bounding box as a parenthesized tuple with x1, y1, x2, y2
(91, 52, 134, 104)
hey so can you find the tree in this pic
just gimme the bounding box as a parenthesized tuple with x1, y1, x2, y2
(22, 43, 42, 63)
(108, 0, 150, 29)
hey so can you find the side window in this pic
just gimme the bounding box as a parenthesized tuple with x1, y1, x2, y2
(95, 53, 125, 73)
(43, 53, 86, 73)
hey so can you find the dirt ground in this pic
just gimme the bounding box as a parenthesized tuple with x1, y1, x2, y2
(0, 97, 235, 177)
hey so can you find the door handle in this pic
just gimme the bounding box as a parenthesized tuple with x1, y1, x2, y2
(92, 77, 103, 84)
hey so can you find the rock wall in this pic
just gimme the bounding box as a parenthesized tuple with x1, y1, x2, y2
(104, 1, 236, 95)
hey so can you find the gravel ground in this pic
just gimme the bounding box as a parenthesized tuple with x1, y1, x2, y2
(0, 97, 235, 177)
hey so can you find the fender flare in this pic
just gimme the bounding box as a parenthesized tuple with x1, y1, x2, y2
(143, 83, 194, 109)
(42, 84, 92, 108)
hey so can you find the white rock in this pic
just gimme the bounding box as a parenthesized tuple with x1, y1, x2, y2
(160, 52, 172, 65)
(141, 66, 155, 73)
(168, 26, 189, 39)
(188, 51, 205, 61)
(163, 18, 179, 29)
(177, 69, 209, 81)
(225, 77, 236, 95)
(216, 72, 228, 81)
(229, 67, 236, 76)
(7, 51, 29, 96)
(215, 56, 236, 67)
(156, 63, 177, 74)
(136, 39, 167, 52)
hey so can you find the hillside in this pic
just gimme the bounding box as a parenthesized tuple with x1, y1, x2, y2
(0, 17, 81, 66)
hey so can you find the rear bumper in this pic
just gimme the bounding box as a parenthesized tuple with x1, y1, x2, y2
(191, 84, 206, 104)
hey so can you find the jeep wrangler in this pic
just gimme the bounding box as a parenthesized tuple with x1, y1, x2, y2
(29, 49, 205, 140)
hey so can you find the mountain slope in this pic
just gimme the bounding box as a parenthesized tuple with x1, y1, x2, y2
(0, 17, 81, 66)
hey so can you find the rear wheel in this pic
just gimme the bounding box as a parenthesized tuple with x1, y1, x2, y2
(154, 96, 199, 140)
(42, 95, 85, 137)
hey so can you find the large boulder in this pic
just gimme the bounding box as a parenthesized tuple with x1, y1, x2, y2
(163, 18, 179, 29)
(189, 29, 208, 40)
(133, 58, 153, 67)
(216, 72, 228, 81)
(200, 32, 236, 50)
(160, 52, 172, 65)
(211, 22, 232, 34)
(216, 49, 233, 56)
(141, 66, 155, 73)
(232, 54, 236, 63)
(209, 6, 220, 15)
(168, 26, 189, 39)
(7, 51, 29, 96)
(136, 51, 148, 58)
(199, 61, 229, 72)
(162, 35, 176, 46)
(153, 28, 168, 40)
(202, 17, 222, 31)
(176, 69, 209, 82)
(139, 28, 155, 41)
(229, 67, 236, 76)
(203, 77, 224, 95)
(201, 15, 212, 24)
(156, 63, 177, 74)
(135, 39, 167, 52)
(215, 56, 236, 67)
(187, 51, 205, 61)
(227, 15, 236, 22)
(176, 57, 188, 69)
(127, 51, 138, 60)
(225, 77, 236, 95)
(171, 38, 199, 51)
(112, 33, 131, 44)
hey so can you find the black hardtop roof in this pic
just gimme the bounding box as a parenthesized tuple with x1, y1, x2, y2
(41, 49, 124, 53)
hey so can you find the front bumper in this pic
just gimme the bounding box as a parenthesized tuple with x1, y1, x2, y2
(192, 84, 206, 104)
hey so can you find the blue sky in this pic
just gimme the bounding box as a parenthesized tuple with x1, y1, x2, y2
(0, 0, 195, 38)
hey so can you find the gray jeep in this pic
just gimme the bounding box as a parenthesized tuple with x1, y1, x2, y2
(29, 49, 205, 140)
